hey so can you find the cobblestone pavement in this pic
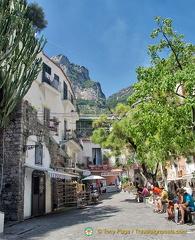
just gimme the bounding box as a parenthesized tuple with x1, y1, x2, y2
(1, 191, 195, 240)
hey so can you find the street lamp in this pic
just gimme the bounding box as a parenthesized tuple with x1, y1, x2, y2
(23, 131, 44, 152)
(36, 131, 43, 144)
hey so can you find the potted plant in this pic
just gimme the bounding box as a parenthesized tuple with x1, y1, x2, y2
(77, 163, 85, 168)
(122, 183, 127, 192)
(127, 186, 131, 193)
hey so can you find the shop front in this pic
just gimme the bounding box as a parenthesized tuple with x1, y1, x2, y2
(86, 166, 122, 192)
(23, 164, 75, 219)
(167, 172, 195, 197)
(101, 172, 120, 192)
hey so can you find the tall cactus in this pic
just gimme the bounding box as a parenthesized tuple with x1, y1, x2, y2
(0, 0, 46, 128)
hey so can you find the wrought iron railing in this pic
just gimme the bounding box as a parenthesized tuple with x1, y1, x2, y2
(42, 74, 61, 91)
(62, 90, 76, 106)
(63, 130, 83, 149)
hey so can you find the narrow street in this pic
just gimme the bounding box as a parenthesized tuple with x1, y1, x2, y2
(2, 191, 195, 240)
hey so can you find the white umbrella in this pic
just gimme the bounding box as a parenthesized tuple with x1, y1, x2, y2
(82, 175, 105, 180)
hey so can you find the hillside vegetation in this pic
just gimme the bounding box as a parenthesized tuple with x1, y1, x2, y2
(77, 85, 133, 115)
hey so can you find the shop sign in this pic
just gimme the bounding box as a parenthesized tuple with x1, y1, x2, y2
(101, 172, 119, 177)
(83, 171, 91, 176)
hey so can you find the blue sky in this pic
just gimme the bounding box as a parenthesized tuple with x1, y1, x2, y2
(32, 0, 195, 98)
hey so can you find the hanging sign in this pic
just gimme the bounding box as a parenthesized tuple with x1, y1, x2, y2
(101, 172, 119, 177)
(83, 171, 91, 176)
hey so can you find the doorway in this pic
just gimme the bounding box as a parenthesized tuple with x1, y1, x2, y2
(32, 170, 45, 216)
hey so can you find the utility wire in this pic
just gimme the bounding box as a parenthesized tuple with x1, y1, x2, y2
(47, 39, 136, 74)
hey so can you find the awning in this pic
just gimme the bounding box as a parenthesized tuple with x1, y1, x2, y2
(101, 172, 120, 177)
(167, 177, 183, 181)
(56, 167, 89, 173)
(23, 164, 76, 179)
(90, 169, 123, 173)
(181, 174, 195, 179)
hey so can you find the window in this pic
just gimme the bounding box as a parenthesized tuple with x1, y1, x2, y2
(76, 119, 93, 137)
(63, 82, 67, 99)
(44, 107, 50, 127)
(35, 145, 43, 165)
(54, 74, 59, 82)
(42, 63, 51, 83)
(51, 74, 60, 90)
(92, 148, 102, 165)
(43, 63, 51, 75)
(64, 120, 67, 139)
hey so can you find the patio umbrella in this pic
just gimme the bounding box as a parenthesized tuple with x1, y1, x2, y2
(82, 175, 105, 180)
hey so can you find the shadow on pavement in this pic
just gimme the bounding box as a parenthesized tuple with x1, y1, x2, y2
(121, 199, 137, 203)
(99, 191, 121, 200)
(4, 192, 122, 239)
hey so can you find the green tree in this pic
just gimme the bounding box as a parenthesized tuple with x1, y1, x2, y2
(0, 0, 46, 128)
(91, 103, 159, 183)
(91, 104, 132, 156)
(91, 17, 195, 184)
(24, 1, 48, 32)
(128, 16, 195, 163)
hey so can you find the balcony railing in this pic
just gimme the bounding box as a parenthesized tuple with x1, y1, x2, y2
(76, 129, 93, 137)
(62, 90, 76, 107)
(88, 165, 108, 170)
(42, 73, 61, 91)
(48, 126, 58, 132)
(64, 130, 77, 141)
(63, 130, 83, 150)
(50, 117, 60, 126)
(44, 117, 59, 133)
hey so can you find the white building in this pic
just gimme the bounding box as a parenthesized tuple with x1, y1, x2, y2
(76, 118, 123, 187)
(22, 52, 83, 219)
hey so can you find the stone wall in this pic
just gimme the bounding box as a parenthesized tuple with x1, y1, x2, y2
(0, 100, 65, 221)
(0, 100, 25, 221)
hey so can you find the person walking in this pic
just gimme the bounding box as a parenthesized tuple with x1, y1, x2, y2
(96, 180, 101, 194)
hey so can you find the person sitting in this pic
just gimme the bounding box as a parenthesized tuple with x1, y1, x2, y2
(137, 186, 149, 202)
(173, 190, 184, 223)
(148, 185, 162, 212)
(158, 186, 169, 213)
(176, 188, 195, 225)
(166, 199, 175, 220)
(166, 191, 180, 220)
(136, 185, 143, 202)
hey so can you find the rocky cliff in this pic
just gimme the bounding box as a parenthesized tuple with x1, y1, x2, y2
(51, 54, 133, 114)
(51, 54, 106, 101)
